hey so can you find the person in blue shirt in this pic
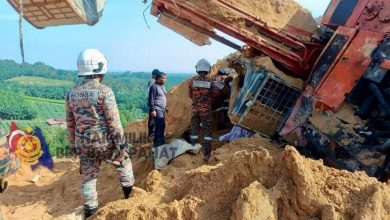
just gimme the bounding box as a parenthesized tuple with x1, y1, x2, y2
(147, 69, 160, 140)
(148, 72, 168, 147)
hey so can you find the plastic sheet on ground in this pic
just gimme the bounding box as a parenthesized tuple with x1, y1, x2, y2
(153, 139, 201, 170)
(219, 125, 254, 142)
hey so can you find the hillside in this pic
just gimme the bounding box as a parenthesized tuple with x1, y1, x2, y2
(6, 76, 74, 87)
(0, 60, 75, 81)
(26, 96, 65, 119)
(0, 60, 191, 157)
(0, 60, 190, 121)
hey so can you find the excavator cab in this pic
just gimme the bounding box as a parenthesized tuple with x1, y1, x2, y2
(229, 57, 302, 137)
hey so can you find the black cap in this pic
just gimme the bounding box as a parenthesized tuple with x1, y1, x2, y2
(152, 69, 160, 77)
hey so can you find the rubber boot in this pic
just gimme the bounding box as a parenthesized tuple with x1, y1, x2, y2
(84, 207, 97, 219)
(0, 179, 8, 193)
(204, 155, 210, 163)
(204, 142, 211, 163)
(190, 135, 199, 146)
(122, 186, 133, 199)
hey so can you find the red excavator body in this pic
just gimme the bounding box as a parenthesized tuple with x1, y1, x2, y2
(151, 0, 390, 179)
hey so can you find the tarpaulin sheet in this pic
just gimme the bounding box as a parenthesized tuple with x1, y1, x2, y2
(153, 139, 201, 170)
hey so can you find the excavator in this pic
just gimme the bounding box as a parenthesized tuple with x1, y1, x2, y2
(6, 0, 390, 180)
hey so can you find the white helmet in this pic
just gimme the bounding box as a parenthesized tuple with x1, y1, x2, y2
(195, 59, 211, 73)
(77, 49, 108, 76)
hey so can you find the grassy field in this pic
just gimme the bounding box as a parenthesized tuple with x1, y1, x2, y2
(25, 96, 65, 119)
(25, 96, 65, 104)
(34, 102, 65, 119)
(6, 76, 74, 86)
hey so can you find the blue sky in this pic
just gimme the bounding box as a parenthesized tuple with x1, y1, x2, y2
(0, 0, 330, 73)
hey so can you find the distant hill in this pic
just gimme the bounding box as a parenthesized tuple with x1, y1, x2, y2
(0, 59, 191, 156)
(6, 76, 74, 87)
(0, 59, 191, 122)
(0, 59, 76, 82)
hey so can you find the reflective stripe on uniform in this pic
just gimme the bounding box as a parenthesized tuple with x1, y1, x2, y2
(214, 81, 225, 90)
(190, 135, 199, 139)
(215, 107, 229, 112)
(204, 136, 213, 141)
(192, 80, 211, 89)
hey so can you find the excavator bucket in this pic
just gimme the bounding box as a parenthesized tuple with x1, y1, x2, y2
(7, 0, 106, 29)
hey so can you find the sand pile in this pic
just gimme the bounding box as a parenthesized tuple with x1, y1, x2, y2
(0, 159, 127, 220)
(91, 136, 390, 220)
(2, 136, 389, 219)
(310, 103, 366, 146)
(165, 82, 193, 138)
(188, 0, 317, 31)
(253, 56, 304, 89)
(158, 0, 318, 44)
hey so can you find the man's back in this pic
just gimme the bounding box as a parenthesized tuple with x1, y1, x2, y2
(189, 75, 214, 114)
(65, 78, 123, 154)
(147, 79, 155, 94)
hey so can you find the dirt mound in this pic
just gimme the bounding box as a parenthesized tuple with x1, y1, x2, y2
(191, 0, 317, 32)
(253, 56, 304, 89)
(92, 137, 390, 220)
(2, 136, 389, 219)
(162, 0, 318, 44)
(0, 159, 125, 220)
(165, 82, 193, 138)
